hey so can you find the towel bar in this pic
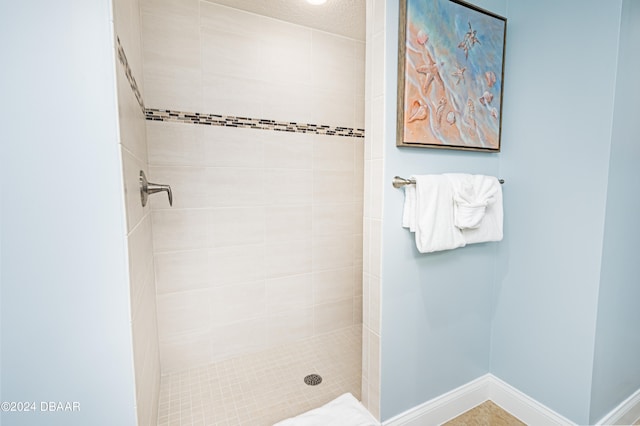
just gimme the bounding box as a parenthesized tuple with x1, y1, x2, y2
(392, 175, 504, 188)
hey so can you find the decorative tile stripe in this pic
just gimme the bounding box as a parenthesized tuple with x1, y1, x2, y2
(116, 37, 145, 114)
(145, 108, 365, 138)
(115, 36, 364, 138)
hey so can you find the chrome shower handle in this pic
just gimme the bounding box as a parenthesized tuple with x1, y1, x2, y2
(140, 170, 173, 207)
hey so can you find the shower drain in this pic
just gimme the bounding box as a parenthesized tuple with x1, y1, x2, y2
(303, 374, 323, 386)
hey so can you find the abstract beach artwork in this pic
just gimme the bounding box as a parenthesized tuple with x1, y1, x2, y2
(397, 0, 507, 152)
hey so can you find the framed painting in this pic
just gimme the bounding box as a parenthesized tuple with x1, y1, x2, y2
(397, 0, 507, 152)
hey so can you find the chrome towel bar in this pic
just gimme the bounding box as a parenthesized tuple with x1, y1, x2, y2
(392, 175, 504, 188)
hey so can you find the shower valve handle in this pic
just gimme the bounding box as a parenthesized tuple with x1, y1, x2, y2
(140, 170, 173, 207)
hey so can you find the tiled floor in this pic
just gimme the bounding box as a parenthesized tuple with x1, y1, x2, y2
(157, 325, 362, 426)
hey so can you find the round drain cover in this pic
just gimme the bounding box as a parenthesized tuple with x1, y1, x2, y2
(304, 374, 322, 386)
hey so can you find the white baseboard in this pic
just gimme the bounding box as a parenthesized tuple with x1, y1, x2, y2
(383, 374, 575, 426)
(383, 375, 490, 426)
(596, 387, 640, 425)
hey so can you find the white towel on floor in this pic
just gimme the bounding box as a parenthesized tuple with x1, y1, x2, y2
(412, 175, 467, 253)
(272, 393, 379, 426)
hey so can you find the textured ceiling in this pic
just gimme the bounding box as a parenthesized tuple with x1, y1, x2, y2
(203, 0, 365, 41)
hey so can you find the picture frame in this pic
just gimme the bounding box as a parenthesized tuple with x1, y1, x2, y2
(397, 0, 507, 152)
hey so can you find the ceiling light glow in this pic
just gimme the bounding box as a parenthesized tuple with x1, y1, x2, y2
(306, 0, 327, 5)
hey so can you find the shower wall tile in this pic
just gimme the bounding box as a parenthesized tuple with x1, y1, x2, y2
(202, 125, 266, 168)
(154, 249, 209, 294)
(266, 274, 313, 314)
(264, 169, 313, 205)
(209, 281, 266, 325)
(266, 205, 312, 242)
(148, 166, 207, 209)
(122, 148, 149, 233)
(209, 207, 265, 247)
(264, 240, 313, 279)
(115, 5, 161, 423)
(312, 203, 356, 238)
(313, 267, 355, 305)
(116, 64, 147, 162)
(151, 209, 210, 252)
(144, 2, 365, 373)
(207, 245, 265, 287)
(146, 121, 204, 166)
(314, 299, 354, 334)
(209, 318, 268, 360)
(263, 132, 314, 169)
(127, 215, 154, 311)
(313, 235, 354, 272)
(267, 308, 314, 347)
(141, 10, 201, 112)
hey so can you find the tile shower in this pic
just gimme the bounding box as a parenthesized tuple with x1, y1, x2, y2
(116, 0, 366, 424)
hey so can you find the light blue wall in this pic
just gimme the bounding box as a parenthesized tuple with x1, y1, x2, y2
(0, 0, 138, 425)
(490, 0, 622, 424)
(590, 0, 640, 422)
(380, 0, 506, 420)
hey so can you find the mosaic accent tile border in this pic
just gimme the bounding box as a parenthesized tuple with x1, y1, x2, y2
(145, 108, 365, 138)
(116, 37, 145, 114)
(115, 36, 364, 139)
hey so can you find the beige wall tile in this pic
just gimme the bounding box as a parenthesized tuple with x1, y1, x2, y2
(313, 267, 354, 305)
(154, 249, 209, 294)
(210, 319, 268, 362)
(312, 203, 355, 238)
(314, 299, 354, 334)
(159, 330, 212, 372)
(267, 308, 314, 346)
(313, 235, 354, 272)
(263, 131, 313, 169)
(116, 67, 147, 162)
(205, 168, 265, 207)
(209, 207, 265, 247)
(266, 273, 313, 314)
(207, 245, 265, 287)
(209, 281, 266, 325)
(148, 166, 206, 209)
(156, 289, 212, 338)
(147, 121, 204, 167)
(313, 170, 355, 204)
(151, 209, 209, 252)
(266, 205, 312, 243)
(313, 136, 355, 171)
(143, 2, 366, 373)
(265, 169, 313, 205)
(202, 125, 265, 168)
(128, 215, 154, 308)
(265, 240, 312, 279)
(121, 148, 149, 233)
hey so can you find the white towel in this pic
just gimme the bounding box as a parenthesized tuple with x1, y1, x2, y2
(402, 183, 416, 232)
(401, 174, 503, 252)
(412, 175, 466, 253)
(445, 174, 499, 230)
(272, 393, 379, 426)
(460, 177, 503, 244)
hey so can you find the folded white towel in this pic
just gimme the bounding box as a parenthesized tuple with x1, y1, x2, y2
(402, 183, 416, 232)
(272, 393, 379, 426)
(401, 174, 503, 253)
(445, 174, 499, 230)
(460, 177, 503, 244)
(413, 175, 466, 253)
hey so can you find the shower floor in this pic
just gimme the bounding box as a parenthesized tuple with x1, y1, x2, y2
(157, 324, 362, 426)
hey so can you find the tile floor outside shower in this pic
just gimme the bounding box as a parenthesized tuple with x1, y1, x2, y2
(157, 325, 362, 426)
